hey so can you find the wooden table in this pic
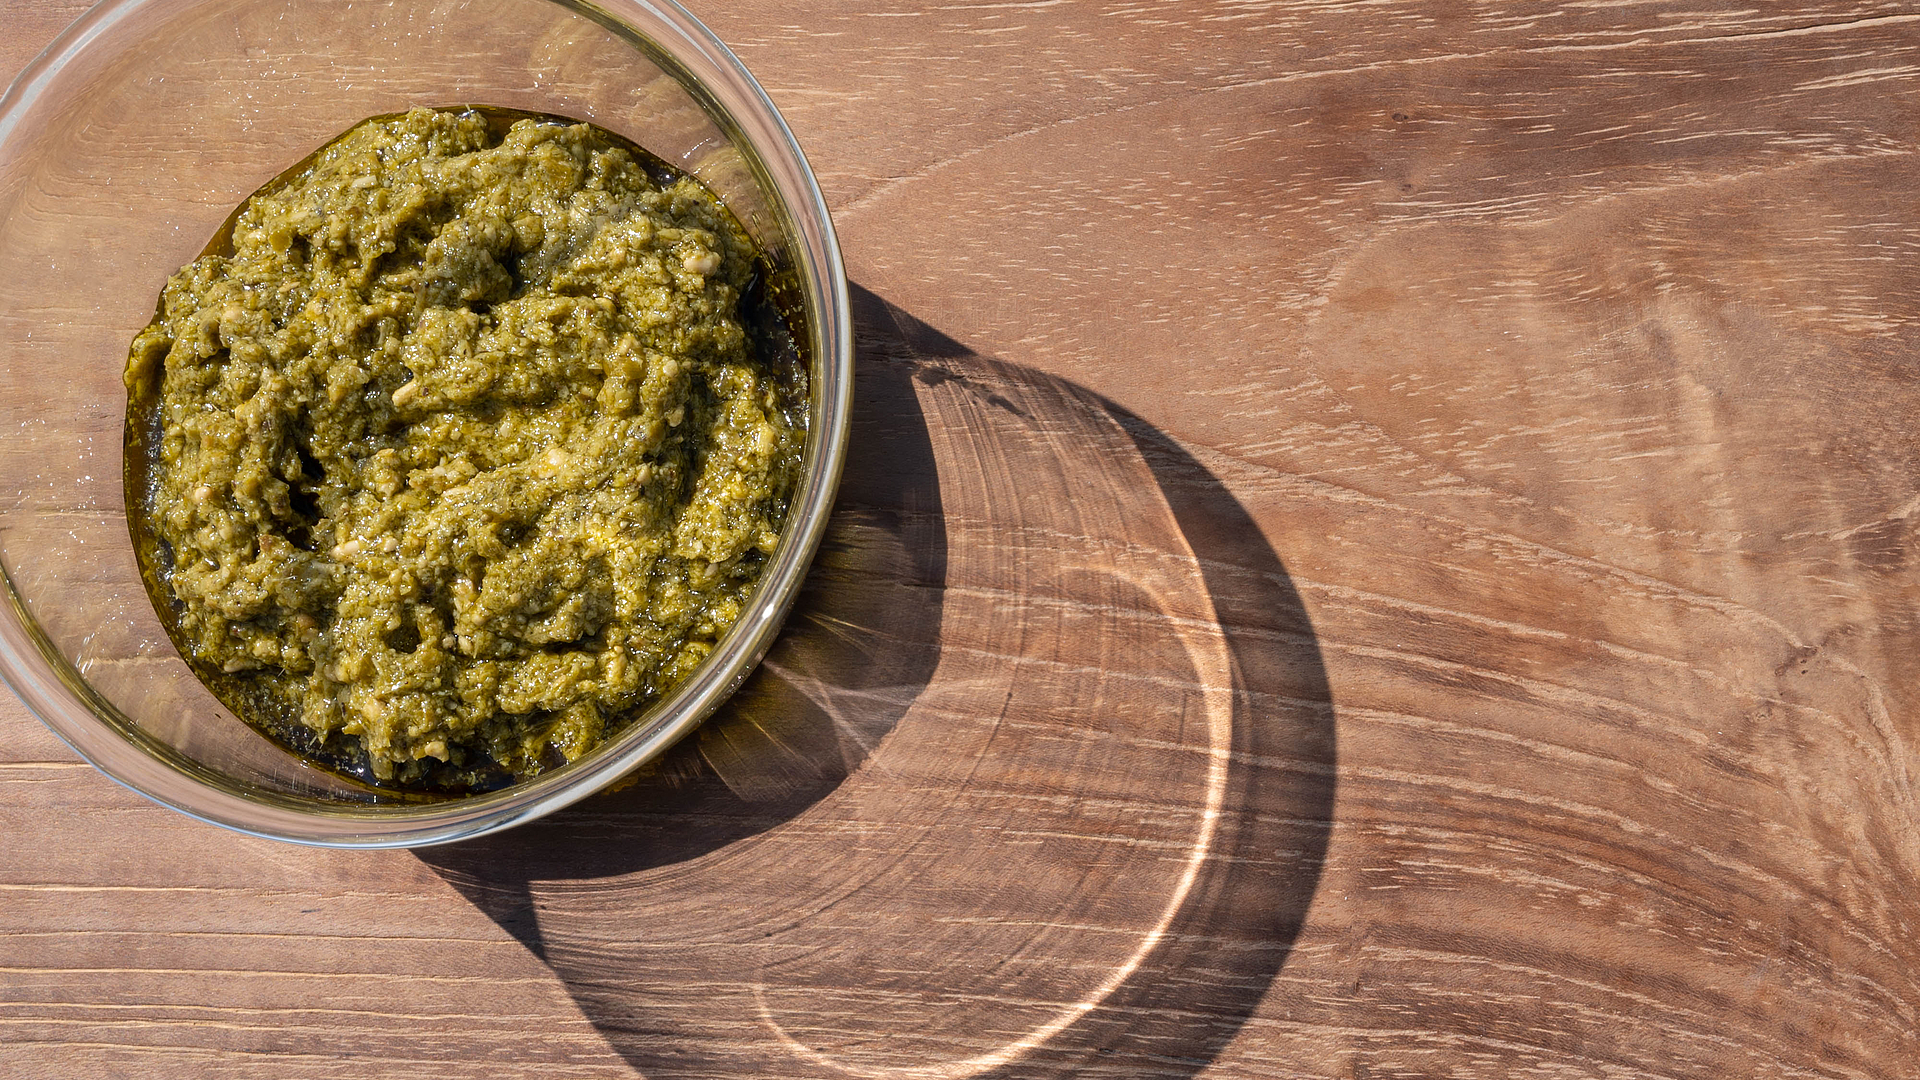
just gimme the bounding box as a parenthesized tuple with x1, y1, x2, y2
(6, 2, 1919, 1076)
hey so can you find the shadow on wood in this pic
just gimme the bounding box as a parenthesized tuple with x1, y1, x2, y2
(419, 285, 1336, 1078)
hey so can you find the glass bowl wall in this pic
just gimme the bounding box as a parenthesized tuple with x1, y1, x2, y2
(0, 0, 850, 846)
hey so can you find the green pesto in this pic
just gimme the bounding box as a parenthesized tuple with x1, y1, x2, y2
(124, 107, 803, 791)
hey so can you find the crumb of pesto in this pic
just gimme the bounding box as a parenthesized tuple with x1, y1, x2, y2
(125, 107, 803, 789)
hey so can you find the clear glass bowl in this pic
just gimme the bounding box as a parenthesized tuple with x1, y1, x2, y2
(0, 0, 850, 846)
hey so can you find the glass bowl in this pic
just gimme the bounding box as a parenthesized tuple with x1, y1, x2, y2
(0, 0, 850, 846)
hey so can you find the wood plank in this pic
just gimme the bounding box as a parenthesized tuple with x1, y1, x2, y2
(3, 1, 1918, 1077)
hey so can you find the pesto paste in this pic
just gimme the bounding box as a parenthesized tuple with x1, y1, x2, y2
(124, 107, 804, 791)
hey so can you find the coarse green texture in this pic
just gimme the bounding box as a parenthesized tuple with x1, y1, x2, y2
(125, 107, 802, 788)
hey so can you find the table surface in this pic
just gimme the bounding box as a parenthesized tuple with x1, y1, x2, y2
(6, 2, 1920, 1077)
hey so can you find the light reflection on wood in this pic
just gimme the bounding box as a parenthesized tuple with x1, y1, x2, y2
(422, 293, 1336, 1079)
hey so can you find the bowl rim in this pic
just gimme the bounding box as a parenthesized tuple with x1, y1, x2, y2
(0, 0, 853, 847)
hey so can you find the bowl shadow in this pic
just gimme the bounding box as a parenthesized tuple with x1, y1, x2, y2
(418, 283, 1336, 1078)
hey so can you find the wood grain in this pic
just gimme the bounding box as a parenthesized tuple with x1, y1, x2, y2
(5, 1, 1920, 1078)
